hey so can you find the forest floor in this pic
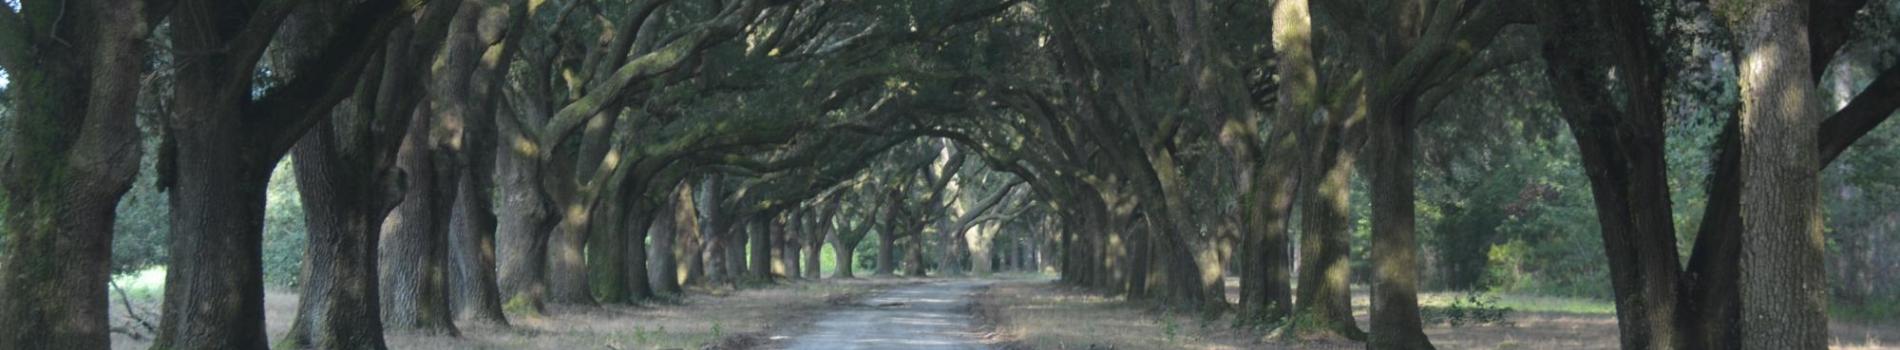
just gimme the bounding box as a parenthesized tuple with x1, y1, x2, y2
(975, 277, 1900, 350)
(106, 273, 919, 350)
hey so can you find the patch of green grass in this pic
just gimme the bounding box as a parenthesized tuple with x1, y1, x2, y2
(1832, 296, 1900, 324)
(111, 266, 167, 301)
(503, 294, 541, 318)
(1420, 291, 1614, 315)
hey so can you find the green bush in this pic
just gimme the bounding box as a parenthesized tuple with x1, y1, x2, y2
(262, 160, 307, 288)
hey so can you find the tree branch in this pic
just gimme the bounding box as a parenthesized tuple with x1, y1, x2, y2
(1820, 63, 1900, 165)
(248, 0, 426, 158)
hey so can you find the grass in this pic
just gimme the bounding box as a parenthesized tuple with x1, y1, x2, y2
(1832, 296, 1900, 324)
(110, 267, 166, 301)
(1417, 291, 1616, 315)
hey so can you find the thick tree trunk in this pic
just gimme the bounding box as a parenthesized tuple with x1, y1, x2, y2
(652, 191, 685, 295)
(623, 201, 657, 302)
(283, 126, 391, 349)
(448, 171, 509, 324)
(806, 217, 829, 278)
(378, 109, 460, 335)
(834, 241, 859, 278)
(156, 40, 285, 348)
(772, 214, 792, 278)
(0, 1, 151, 348)
(1532, 2, 1693, 348)
(156, 0, 424, 345)
(970, 222, 998, 276)
(492, 16, 553, 311)
(676, 179, 706, 287)
(441, 0, 512, 326)
(1366, 104, 1433, 350)
(1290, 108, 1365, 340)
(725, 223, 749, 281)
(1730, 2, 1828, 348)
(905, 231, 928, 277)
(588, 193, 634, 304)
(751, 213, 776, 281)
(495, 134, 552, 312)
(786, 226, 805, 279)
(547, 219, 597, 304)
(877, 225, 899, 277)
(157, 131, 274, 350)
(938, 223, 963, 277)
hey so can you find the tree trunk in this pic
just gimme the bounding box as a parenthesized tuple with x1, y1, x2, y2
(448, 171, 509, 324)
(905, 231, 928, 277)
(155, 0, 425, 345)
(282, 123, 391, 349)
(877, 229, 900, 277)
(835, 241, 859, 278)
(156, 126, 274, 350)
(378, 108, 459, 335)
(787, 211, 810, 279)
(1290, 103, 1365, 340)
(697, 175, 727, 284)
(495, 130, 552, 313)
(623, 201, 657, 302)
(588, 192, 633, 304)
(441, 0, 512, 326)
(725, 223, 749, 281)
(1730, 1, 1828, 347)
(752, 213, 776, 281)
(652, 190, 685, 295)
(970, 222, 998, 276)
(1532, 2, 1693, 348)
(676, 179, 706, 287)
(772, 213, 793, 278)
(806, 215, 829, 278)
(0, 1, 152, 348)
(547, 218, 597, 304)
(1366, 103, 1433, 350)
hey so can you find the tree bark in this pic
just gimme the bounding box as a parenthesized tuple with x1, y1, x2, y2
(877, 200, 901, 277)
(834, 241, 859, 278)
(786, 216, 806, 280)
(1729, 1, 1828, 348)
(547, 215, 597, 304)
(806, 213, 829, 278)
(495, 122, 552, 313)
(751, 213, 776, 281)
(1290, 98, 1366, 340)
(652, 185, 687, 295)
(1532, 2, 1692, 348)
(0, 1, 156, 348)
(679, 178, 707, 286)
(588, 190, 634, 304)
(441, 0, 514, 326)
(726, 222, 750, 281)
(622, 199, 657, 302)
(282, 81, 397, 348)
(378, 107, 459, 335)
(1366, 101, 1433, 350)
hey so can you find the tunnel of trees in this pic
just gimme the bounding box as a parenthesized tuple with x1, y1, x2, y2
(0, 0, 1897, 349)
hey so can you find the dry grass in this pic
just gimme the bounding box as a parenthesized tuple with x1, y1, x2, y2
(982, 278, 1900, 350)
(110, 278, 911, 350)
(978, 280, 1269, 350)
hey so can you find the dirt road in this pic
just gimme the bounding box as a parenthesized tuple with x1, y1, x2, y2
(778, 280, 992, 350)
